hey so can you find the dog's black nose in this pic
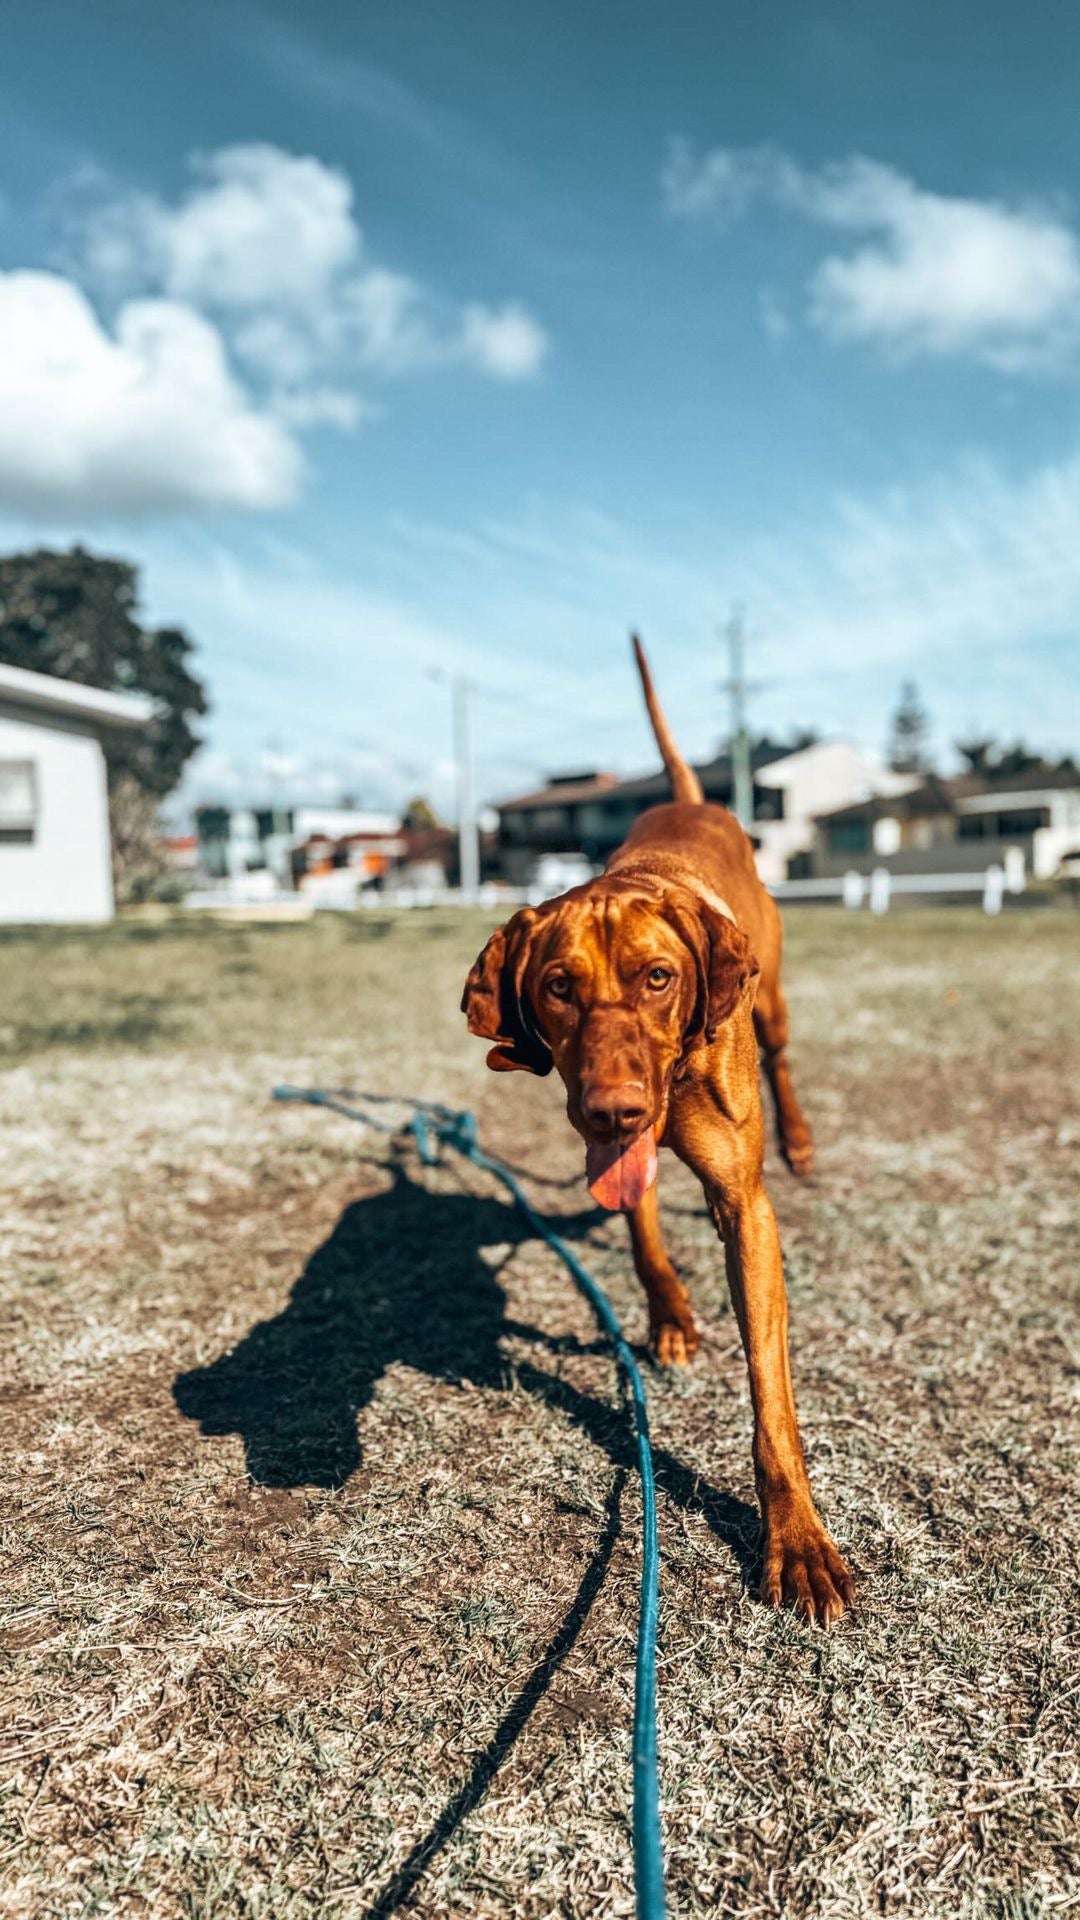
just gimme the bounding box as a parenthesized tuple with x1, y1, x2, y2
(581, 1085, 647, 1140)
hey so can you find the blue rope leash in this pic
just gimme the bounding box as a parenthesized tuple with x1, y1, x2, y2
(273, 1085, 666, 1920)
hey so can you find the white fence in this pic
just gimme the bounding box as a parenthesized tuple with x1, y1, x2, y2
(361, 866, 1026, 916)
(187, 862, 1027, 918)
(772, 861, 1024, 915)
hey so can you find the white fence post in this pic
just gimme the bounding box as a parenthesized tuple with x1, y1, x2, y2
(842, 870, 865, 910)
(983, 865, 1005, 915)
(869, 867, 891, 915)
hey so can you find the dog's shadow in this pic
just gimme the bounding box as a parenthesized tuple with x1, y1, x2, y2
(173, 1149, 759, 1917)
(174, 1149, 757, 1575)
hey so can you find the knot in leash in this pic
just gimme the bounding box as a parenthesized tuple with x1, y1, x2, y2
(409, 1105, 478, 1165)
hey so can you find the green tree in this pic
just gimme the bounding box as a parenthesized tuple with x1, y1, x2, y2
(0, 546, 207, 798)
(955, 737, 998, 777)
(888, 680, 932, 774)
(401, 795, 442, 831)
(956, 737, 1078, 783)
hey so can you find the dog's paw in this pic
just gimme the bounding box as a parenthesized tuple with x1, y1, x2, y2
(781, 1132, 814, 1178)
(761, 1517, 854, 1625)
(650, 1316, 700, 1367)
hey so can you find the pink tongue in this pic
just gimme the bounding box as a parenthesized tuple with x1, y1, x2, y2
(586, 1127, 658, 1212)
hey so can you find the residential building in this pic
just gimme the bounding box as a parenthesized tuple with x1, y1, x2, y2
(810, 767, 1080, 882)
(0, 661, 152, 924)
(194, 804, 403, 888)
(495, 771, 621, 885)
(494, 742, 906, 887)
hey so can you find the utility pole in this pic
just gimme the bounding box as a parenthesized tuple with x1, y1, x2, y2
(430, 668, 480, 902)
(453, 674, 480, 903)
(721, 606, 755, 829)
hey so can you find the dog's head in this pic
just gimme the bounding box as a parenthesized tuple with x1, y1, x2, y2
(461, 878, 759, 1206)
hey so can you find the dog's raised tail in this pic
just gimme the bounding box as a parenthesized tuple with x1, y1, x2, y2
(632, 634, 704, 805)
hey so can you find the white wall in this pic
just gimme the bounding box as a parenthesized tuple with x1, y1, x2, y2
(753, 742, 908, 885)
(0, 703, 115, 923)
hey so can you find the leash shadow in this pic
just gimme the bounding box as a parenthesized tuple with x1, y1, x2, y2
(360, 1468, 627, 1920)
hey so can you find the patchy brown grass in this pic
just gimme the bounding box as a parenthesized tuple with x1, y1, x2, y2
(0, 906, 1077, 1918)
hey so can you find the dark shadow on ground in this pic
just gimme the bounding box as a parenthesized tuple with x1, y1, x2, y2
(173, 1151, 757, 1578)
(174, 1150, 757, 1563)
(173, 1149, 758, 1912)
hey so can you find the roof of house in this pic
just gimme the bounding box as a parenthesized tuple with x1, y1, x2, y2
(814, 775, 957, 826)
(949, 764, 1080, 798)
(591, 744, 793, 807)
(0, 661, 154, 729)
(498, 771, 619, 813)
(815, 763, 1080, 827)
(335, 828, 408, 847)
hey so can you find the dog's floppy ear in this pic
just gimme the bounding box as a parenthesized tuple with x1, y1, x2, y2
(701, 907, 759, 1037)
(460, 910, 553, 1076)
(663, 888, 759, 1053)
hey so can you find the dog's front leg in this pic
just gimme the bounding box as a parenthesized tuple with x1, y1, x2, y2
(710, 1178, 853, 1623)
(626, 1183, 699, 1366)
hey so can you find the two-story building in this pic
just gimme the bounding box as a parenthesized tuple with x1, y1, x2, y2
(494, 741, 908, 888)
(809, 767, 1080, 883)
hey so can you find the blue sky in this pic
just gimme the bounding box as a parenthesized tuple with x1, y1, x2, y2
(2, 0, 1079, 814)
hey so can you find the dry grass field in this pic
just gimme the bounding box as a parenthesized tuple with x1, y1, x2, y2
(1, 905, 1077, 1919)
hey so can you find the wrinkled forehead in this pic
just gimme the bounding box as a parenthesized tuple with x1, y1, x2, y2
(527, 888, 687, 982)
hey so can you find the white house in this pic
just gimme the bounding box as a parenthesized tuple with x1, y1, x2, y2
(0, 662, 153, 925)
(810, 766, 1080, 883)
(751, 741, 915, 886)
(951, 776, 1080, 880)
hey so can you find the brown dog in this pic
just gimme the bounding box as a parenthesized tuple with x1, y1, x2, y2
(462, 638, 853, 1624)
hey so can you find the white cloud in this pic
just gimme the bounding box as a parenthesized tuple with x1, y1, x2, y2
(84, 145, 359, 314)
(339, 266, 438, 373)
(0, 271, 303, 517)
(664, 141, 1080, 370)
(270, 385, 366, 430)
(459, 301, 549, 379)
(2, 142, 548, 518)
(162, 146, 358, 311)
(79, 143, 548, 386)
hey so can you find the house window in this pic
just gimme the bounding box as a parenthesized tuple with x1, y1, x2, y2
(958, 806, 1050, 840)
(754, 786, 786, 822)
(956, 814, 989, 841)
(826, 818, 870, 853)
(0, 760, 37, 843)
(993, 806, 1050, 838)
(579, 800, 636, 841)
(530, 807, 572, 837)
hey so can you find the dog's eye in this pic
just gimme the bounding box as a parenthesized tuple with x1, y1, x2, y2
(545, 972, 572, 1000)
(647, 965, 673, 990)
